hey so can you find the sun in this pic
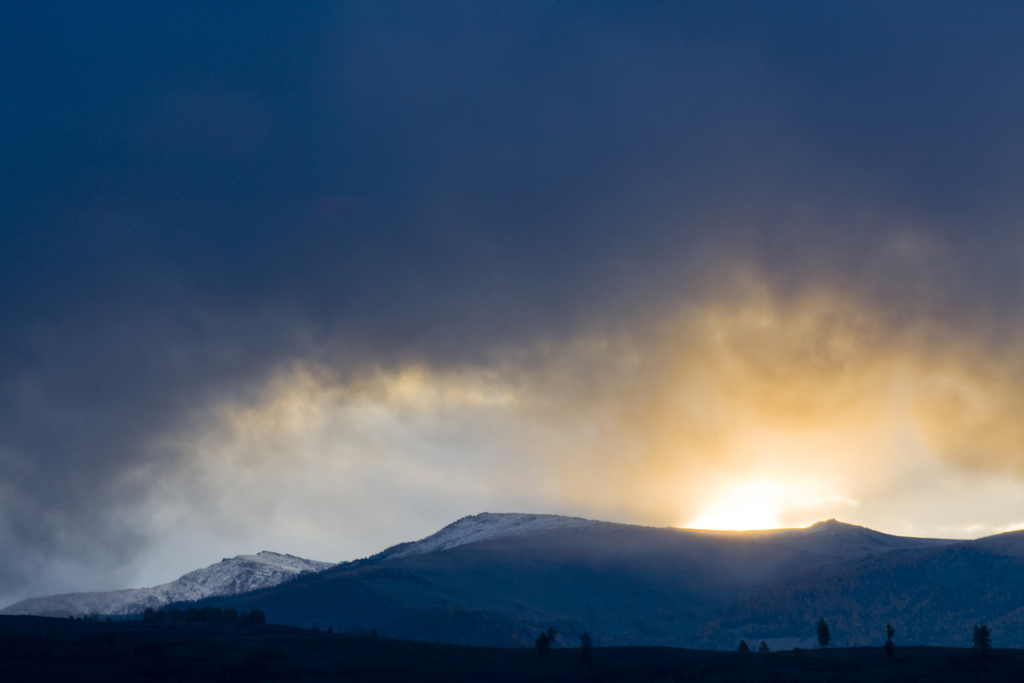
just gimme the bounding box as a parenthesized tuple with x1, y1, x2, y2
(685, 480, 785, 531)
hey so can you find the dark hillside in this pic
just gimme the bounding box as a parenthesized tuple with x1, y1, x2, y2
(718, 531, 1024, 646)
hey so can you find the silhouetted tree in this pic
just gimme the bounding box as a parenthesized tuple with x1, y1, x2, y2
(738, 640, 750, 652)
(143, 607, 157, 622)
(579, 632, 593, 667)
(546, 627, 558, 645)
(884, 624, 895, 657)
(973, 625, 991, 655)
(758, 640, 769, 653)
(247, 608, 266, 625)
(535, 632, 551, 658)
(816, 619, 831, 649)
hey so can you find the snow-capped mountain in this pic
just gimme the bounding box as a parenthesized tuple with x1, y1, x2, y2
(0, 551, 333, 618)
(187, 514, 977, 648)
(381, 512, 600, 559)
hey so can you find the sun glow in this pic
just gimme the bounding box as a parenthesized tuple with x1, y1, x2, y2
(685, 480, 787, 531)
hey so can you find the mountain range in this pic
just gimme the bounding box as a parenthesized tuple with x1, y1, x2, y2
(0, 551, 332, 617)
(7, 513, 1024, 649)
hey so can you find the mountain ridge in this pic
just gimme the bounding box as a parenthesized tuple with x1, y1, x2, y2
(11, 514, 1020, 649)
(190, 514, 968, 648)
(377, 512, 602, 560)
(0, 551, 333, 618)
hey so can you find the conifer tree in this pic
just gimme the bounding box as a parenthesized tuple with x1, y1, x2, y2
(579, 632, 593, 667)
(816, 619, 831, 649)
(758, 640, 769, 653)
(535, 632, 551, 658)
(738, 640, 750, 652)
(973, 625, 991, 655)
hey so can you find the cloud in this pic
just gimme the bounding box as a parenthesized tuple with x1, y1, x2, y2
(1, 1, 1023, 604)
(105, 273, 1024, 592)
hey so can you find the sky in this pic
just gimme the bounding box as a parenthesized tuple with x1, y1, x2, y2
(1, 1, 1024, 606)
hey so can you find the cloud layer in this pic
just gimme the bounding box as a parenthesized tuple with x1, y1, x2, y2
(127, 273, 1024, 585)
(1, 1, 1023, 603)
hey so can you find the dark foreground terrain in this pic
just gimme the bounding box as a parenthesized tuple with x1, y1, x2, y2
(0, 615, 1019, 682)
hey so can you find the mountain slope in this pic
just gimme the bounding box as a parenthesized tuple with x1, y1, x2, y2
(0, 551, 333, 617)
(716, 529, 1024, 647)
(764, 518, 953, 560)
(377, 512, 601, 560)
(195, 514, 954, 648)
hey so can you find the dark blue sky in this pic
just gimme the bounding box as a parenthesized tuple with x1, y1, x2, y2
(2, 2, 1023, 602)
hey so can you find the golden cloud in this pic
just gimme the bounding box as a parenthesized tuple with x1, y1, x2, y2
(170, 277, 1024, 543)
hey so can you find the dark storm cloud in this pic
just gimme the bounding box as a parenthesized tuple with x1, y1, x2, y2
(1, 1, 1022, 601)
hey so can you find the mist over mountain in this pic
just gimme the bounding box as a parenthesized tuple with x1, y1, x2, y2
(0, 552, 332, 618)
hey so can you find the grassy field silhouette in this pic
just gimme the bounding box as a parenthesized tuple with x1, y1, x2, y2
(1, 615, 1018, 682)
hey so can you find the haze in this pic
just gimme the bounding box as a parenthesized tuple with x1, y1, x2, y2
(2, 2, 1023, 608)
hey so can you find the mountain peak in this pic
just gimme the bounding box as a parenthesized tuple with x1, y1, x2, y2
(384, 512, 600, 559)
(807, 518, 850, 531)
(768, 519, 954, 561)
(1, 551, 334, 617)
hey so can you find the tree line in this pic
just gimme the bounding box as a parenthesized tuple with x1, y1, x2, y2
(143, 606, 265, 624)
(737, 619, 994, 655)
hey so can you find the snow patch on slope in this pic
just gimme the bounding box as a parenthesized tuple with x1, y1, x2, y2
(386, 512, 600, 559)
(0, 551, 333, 617)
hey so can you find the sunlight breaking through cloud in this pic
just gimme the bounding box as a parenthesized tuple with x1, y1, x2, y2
(119, 277, 1024, 588)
